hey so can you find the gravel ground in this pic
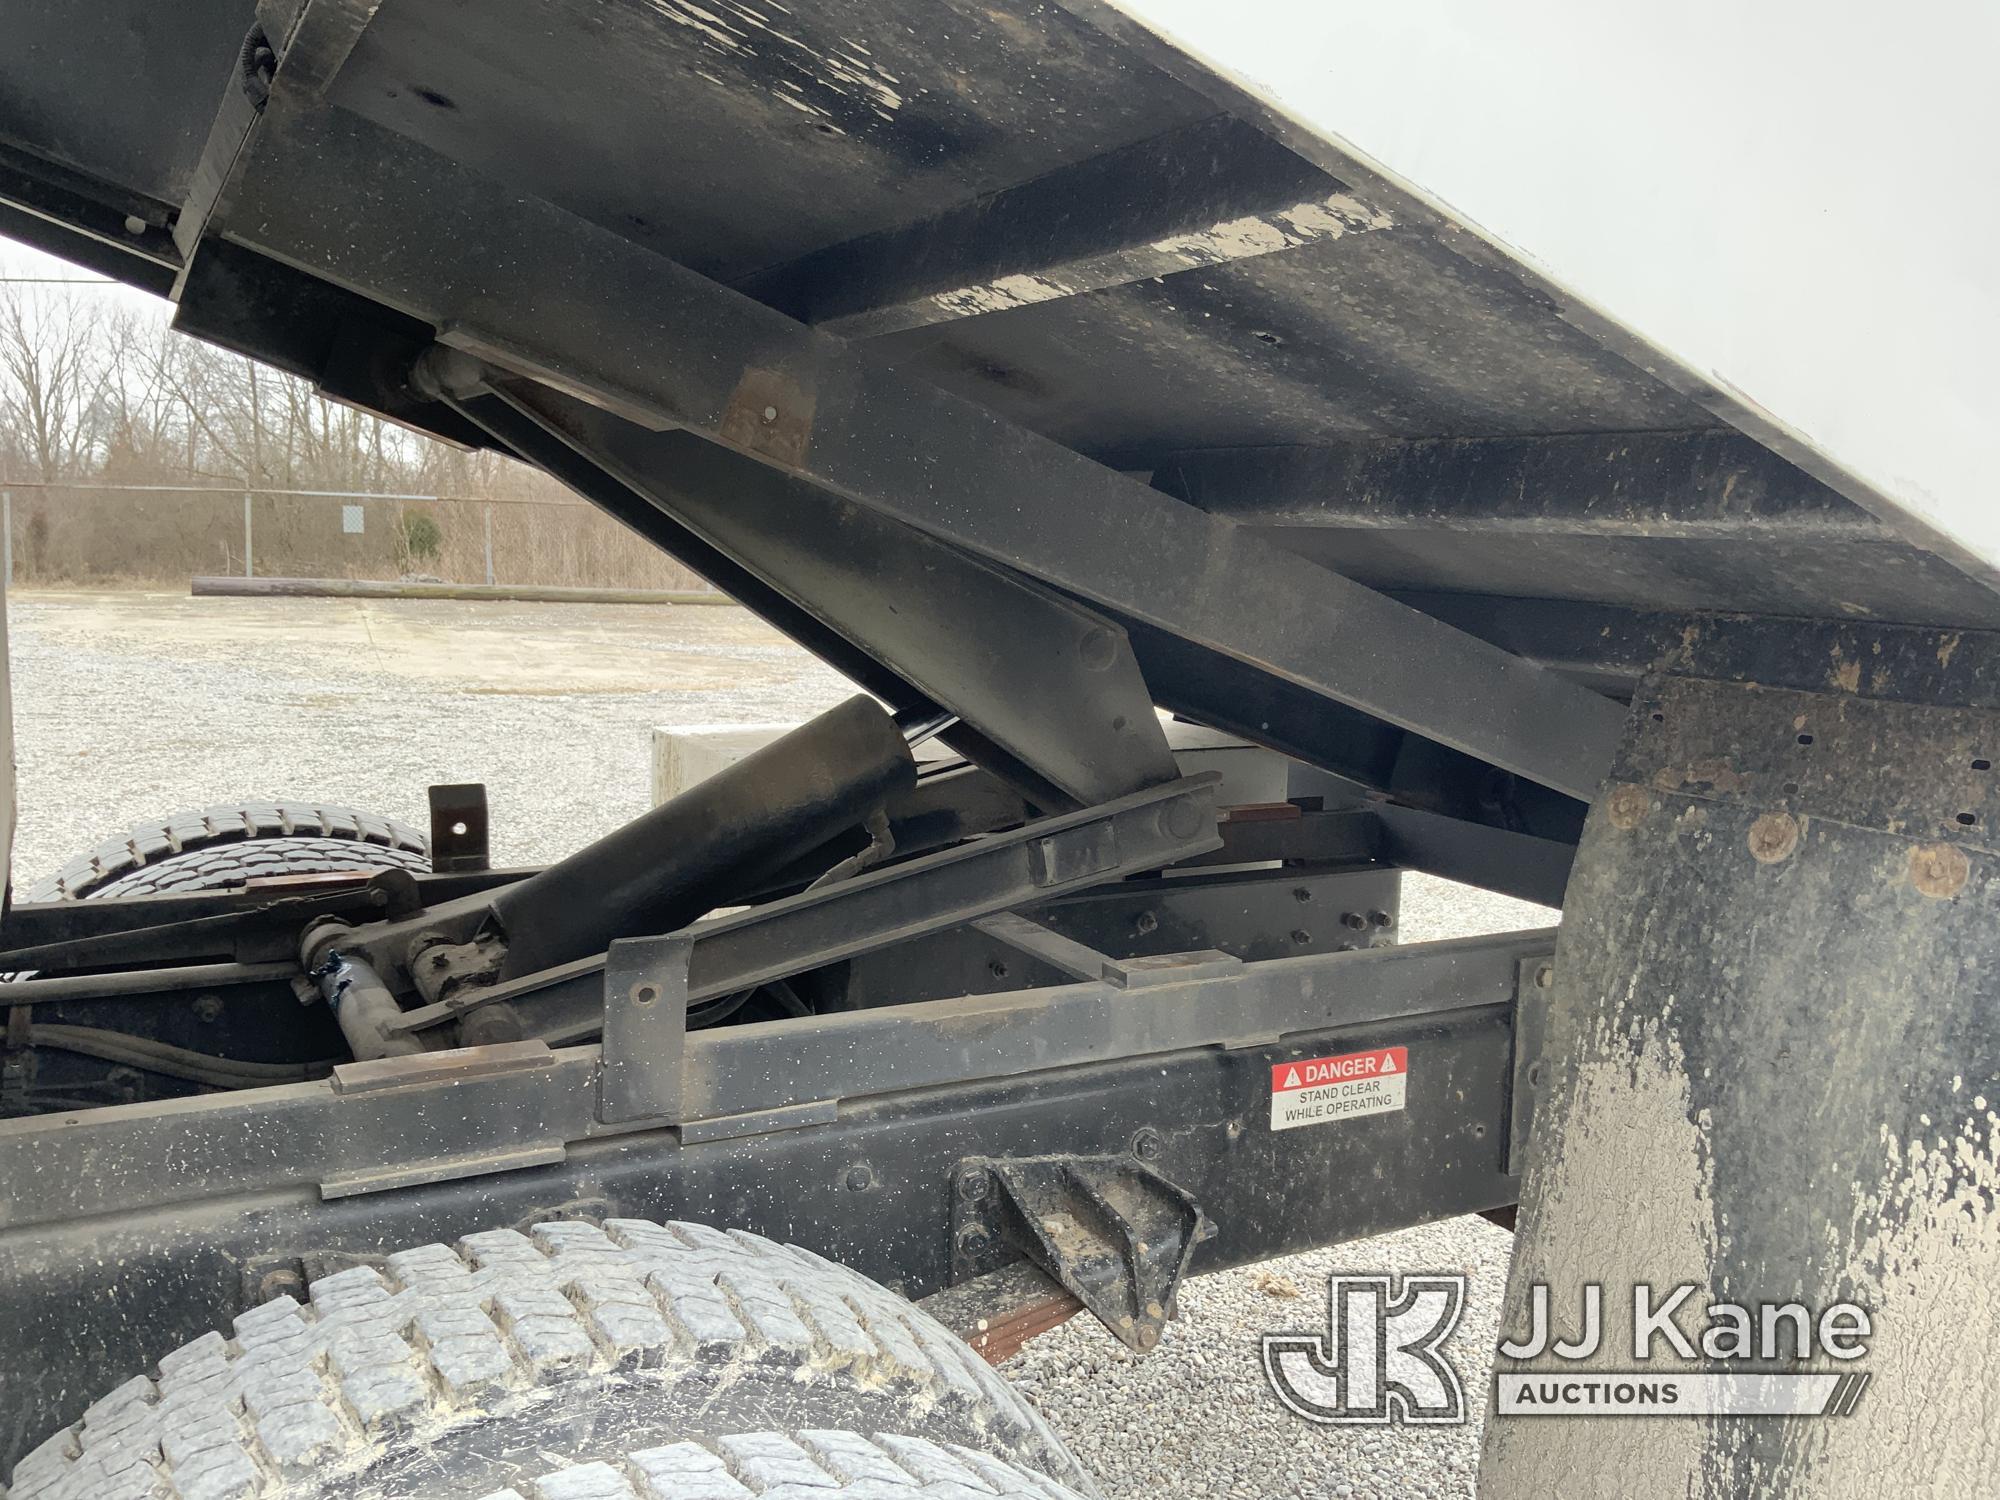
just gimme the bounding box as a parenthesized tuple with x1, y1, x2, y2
(6, 588, 1556, 1499)
(4, 589, 857, 880)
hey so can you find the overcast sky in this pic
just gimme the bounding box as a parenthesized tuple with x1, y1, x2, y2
(0, 233, 171, 323)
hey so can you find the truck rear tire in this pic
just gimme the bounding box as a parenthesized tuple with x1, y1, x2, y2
(25, 800, 430, 901)
(6, 1220, 1094, 1500)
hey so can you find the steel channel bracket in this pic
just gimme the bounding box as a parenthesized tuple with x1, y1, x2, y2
(318, 1039, 568, 1200)
(426, 782, 491, 872)
(598, 932, 691, 1124)
(1506, 954, 1554, 1178)
(951, 1153, 1216, 1353)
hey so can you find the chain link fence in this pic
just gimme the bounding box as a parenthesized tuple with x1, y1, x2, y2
(0, 482, 713, 592)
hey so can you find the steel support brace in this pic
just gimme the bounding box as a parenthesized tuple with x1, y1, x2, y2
(0, 146, 180, 292)
(1155, 431, 1880, 542)
(1486, 625, 2000, 1494)
(598, 934, 691, 1125)
(204, 104, 1622, 800)
(951, 1154, 1214, 1352)
(445, 380, 1177, 808)
(381, 772, 1225, 1045)
(425, 783, 490, 872)
(739, 114, 1384, 338)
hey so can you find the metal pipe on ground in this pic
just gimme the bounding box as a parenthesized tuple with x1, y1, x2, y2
(190, 575, 729, 606)
(488, 695, 917, 978)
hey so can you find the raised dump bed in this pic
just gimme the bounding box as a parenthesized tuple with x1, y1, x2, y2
(0, 3, 1992, 1495)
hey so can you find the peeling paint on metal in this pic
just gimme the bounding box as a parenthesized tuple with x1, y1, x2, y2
(647, 0, 755, 54)
(643, 0, 904, 118)
(913, 192, 1393, 329)
(1147, 191, 1392, 269)
(931, 273, 1080, 320)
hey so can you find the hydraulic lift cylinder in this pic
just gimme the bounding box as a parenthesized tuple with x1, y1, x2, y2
(488, 695, 916, 978)
(317, 950, 429, 1059)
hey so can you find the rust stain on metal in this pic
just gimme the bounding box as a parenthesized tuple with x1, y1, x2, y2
(1221, 801, 1304, 824)
(1605, 784, 1651, 830)
(719, 366, 817, 465)
(1747, 812, 1800, 864)
(964, 1291, 1084, 1364)
(1653, 758, 1750, 795)
(923, 1264, 1084, 1365)
(1909, 843, 1970, 899)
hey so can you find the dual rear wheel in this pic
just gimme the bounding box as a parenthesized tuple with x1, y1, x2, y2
(8, 1220, 1092, 1499)
(13, 803, 1092, 1498)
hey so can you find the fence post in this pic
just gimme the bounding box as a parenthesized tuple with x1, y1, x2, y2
(483, 504, 495, 585)
(2, 490, 10, 588)
(243, 490, 254, 578)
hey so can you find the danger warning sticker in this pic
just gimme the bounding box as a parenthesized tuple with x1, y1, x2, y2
(1270, 1046, 1408, 1131)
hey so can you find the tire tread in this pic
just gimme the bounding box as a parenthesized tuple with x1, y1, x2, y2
(7, 1222, 1082, 1500)
(25, 802, 429, 901)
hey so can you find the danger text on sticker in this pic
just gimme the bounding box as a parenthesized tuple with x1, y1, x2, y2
(1270, 1046, 1408, 1131)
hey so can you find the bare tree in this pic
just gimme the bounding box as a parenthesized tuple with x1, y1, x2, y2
(0, 283, 120, 480)
(0, 275, 708, 588)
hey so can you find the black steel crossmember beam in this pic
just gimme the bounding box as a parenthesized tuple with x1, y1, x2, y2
(449, 380, 1177, 809)
(199, 105, 1621, 801)
(1392, 596, 2000, 705)
(0, 145, 180, 294)
(739, 113, 1390, 339)
(1156, 431, 1885, 541)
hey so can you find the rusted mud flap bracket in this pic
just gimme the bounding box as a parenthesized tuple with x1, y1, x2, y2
(952, 1153, 1216, 1352)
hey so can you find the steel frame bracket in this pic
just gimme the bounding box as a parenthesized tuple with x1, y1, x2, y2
(1506, 954, 1556, 1178)
(597, 933, 691, 1125)
(315, 1039, 569, 1200)
(446, 380, 1176, 810)
(951, 1153, 1216, 1352)
(426, 782, 491, 872)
